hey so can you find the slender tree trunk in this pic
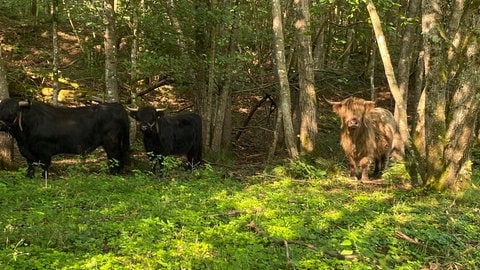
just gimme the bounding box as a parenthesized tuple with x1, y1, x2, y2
(421, 0, 447, 187)
(52, 0, 60, 105)
(366, 0, 406, 127)
(0, 45, 14, 169)
(395, 0, 421, 143)
(341, 28, 354, 70)
(103, 0, 119, 103)
(204, 15, 218, 155)
(312, 16, 326, 70)
(272, 0, 298, 159)
(165, 0, 187, 55)
(129, 1, 140, 102)
(368, 35, 376, 100)
(210, 2, 238, 157)
(294, 0, 317, 155)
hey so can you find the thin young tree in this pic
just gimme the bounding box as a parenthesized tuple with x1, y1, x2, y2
(365, 0, 406, 139)
(103, 0, 119, 103)
(272, 0, 299, 159)
(294, 0, 317, 155)
(52, 0, 60, 105)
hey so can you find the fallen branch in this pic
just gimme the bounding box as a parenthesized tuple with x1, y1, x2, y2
(235, 94, 276, 142)
(395, 230, 440, 253)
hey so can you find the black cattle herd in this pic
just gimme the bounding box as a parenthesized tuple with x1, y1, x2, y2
(0, 98, 202, 179)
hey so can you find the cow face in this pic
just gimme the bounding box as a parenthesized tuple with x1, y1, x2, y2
(330, 97, 375, 130)
(0, 98, 31, 131)
(129, 106, 165, 132)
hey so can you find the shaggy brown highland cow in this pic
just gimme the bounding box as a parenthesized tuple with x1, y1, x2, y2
(329, 97, 402, 180)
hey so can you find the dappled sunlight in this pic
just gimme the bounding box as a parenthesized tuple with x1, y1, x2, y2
(1, 162, 479, 268)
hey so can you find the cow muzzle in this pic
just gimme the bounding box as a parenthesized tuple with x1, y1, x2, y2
(140, 121, 156, 132)
(347, 118, 360, 128)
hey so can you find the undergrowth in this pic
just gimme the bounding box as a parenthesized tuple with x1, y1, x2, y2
(0, 159, 479, 269)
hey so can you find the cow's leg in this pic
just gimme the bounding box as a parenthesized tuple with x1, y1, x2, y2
(40, 159, 51, 180)
(359, 156, 371, 181)
(103, 143, 123, 174)
(26, 160, 35, 179)
(147, 152, 159, 172)
(374, 154, 388, 178)
(373, 157, 381, 176)
(347, 157, 358, 179)
(186, 149, 202, 169)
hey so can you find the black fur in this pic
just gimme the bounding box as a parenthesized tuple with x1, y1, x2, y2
(130, 106, 202, 171)
(0, 98, 130, 178)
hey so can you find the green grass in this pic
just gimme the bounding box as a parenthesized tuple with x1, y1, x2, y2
(0, 159, 479, 269)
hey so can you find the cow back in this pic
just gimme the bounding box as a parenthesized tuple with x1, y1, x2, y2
(159, 113, 202, 155)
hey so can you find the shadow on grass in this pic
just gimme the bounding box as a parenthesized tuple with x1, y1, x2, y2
(0, 163, 479, 269)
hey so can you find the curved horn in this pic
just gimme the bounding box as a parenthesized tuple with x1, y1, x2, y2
(155, 107, 167, 112)
(18, 100, 31, 107)
(323, 97, 340, 105)
(125, 106, 139, 112)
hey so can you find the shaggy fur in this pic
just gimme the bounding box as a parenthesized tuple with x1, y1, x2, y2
(330, 97, 401, 180)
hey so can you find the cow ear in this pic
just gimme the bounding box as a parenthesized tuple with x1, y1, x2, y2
(331, 103, 342, 114)
(364, 101, 376, 112)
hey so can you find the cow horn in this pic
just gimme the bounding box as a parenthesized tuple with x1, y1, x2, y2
(126, 106, 139, 112)
(18, 100, 30, 107)
(323, 97, 340, 105)
(156, 107, 167, 112)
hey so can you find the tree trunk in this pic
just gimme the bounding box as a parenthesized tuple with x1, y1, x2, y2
(0, 45, 14, 170)
(294, 0, 317, 155)
(52, 0, 60, 105)
(414, 0, 480, 191)
(129, 0, 141, 102)
(210, 2, 238, 157)
(272, 0, 298, 159)
(436, 2, 480, 191)
(421, 0, 447, 187)
(312, 15, 326, 70)
(103, 0, 119, 103)
(395, 0, 421, 144)
(366, 0, 405, 127)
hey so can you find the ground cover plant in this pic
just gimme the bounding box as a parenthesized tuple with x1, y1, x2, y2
(1, 158, 479, 269)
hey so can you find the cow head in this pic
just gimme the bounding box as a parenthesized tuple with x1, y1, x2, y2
(0, 98, 31, 132)
(328, 97, 375, 130)
(127, 106, 166, 132)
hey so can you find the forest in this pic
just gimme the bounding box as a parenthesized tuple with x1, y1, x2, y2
(0, 0, 479, 268)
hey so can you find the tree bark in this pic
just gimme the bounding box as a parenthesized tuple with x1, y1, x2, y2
(0, 45, 14, 170)
(437, 2, 480, 191)
(52, 0, 60, 105)
(395, 0, 421, 144)
(421, 0, 447, 187)
(366, 0, 406, 133)
(272, 0, 299, 159)
(103, 0, 119, 103)
(294, 0, 317, 155)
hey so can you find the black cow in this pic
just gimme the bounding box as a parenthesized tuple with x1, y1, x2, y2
(0, 98, 130, 178)
(129, 106, 202, 171)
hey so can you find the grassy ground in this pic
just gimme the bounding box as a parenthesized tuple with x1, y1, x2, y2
(1, 158, 479, 269)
